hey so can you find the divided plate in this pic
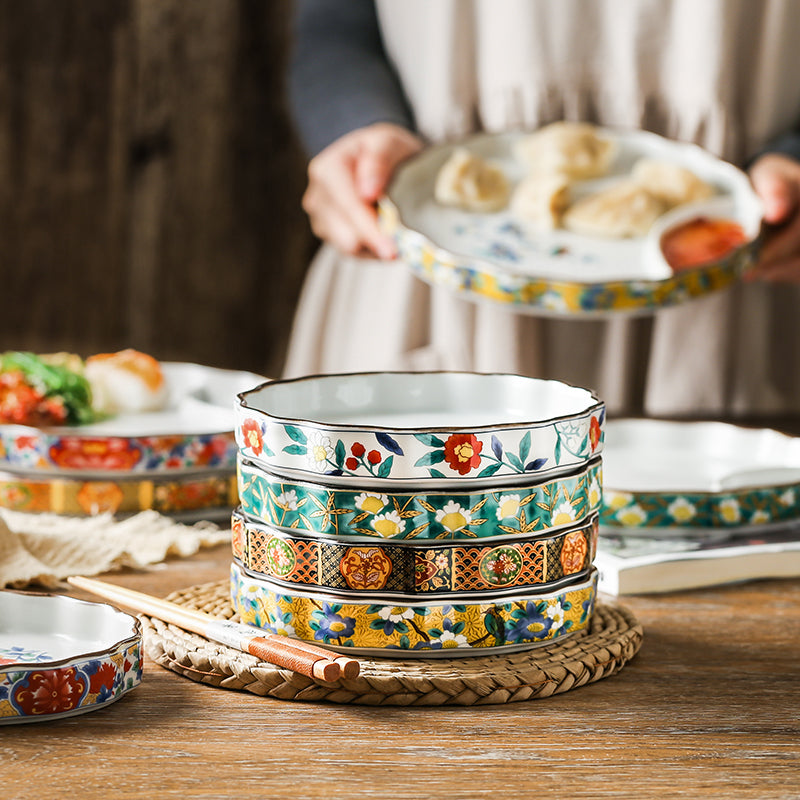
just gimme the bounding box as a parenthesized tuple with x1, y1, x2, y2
(0, 363, 264, 475)
(600, 419, 800, 529)
(379, 129, 763, 317)
(0, 591, 142, 724)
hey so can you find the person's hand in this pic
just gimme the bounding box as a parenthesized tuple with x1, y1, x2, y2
(302, 122, 424, 259)
(747, 153, 800, 282)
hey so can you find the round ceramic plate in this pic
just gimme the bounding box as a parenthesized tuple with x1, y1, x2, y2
(237, 455, 602, 541)
(230, 560, 598, 658)
(236, 371, 605, 488)
(0, 467, 237, 516)
(379, 129, 763, 317)
(600, 419, 800, 529)
(0, 591, 142, 724)
(0, 363, 264, 475)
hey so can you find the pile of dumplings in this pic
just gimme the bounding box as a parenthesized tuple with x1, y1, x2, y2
(433, 122, 714, 238)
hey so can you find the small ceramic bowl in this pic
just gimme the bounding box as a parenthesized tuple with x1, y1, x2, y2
(235, 372, 604, 488)
(0, 591, 142, 724)
(237, 455, 602, 541)
(232, 507, 598, 599)
(230, 559, 597, 657)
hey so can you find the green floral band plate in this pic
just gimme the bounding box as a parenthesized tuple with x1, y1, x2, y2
(238, 457, 602, 541)
(232, 508, 597, 598)
(230, 560, 597, 656)
(601, 484, 800, 529)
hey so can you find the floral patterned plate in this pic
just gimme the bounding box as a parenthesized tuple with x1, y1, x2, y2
(600, 419, 800, 529)
(379, 129, 763, 317)
(0, 591, 142, 724)
(230, 560, 597, 657)
(236, 372, 605, 488)
(0, 363, 264, 475)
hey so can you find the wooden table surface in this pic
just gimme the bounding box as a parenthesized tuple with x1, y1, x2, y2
(3, 541, 799, 800)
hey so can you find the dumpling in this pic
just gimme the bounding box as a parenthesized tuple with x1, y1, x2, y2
(562, 180, 668, 238)
(631, 158, 714, 207)
(514, 122, 616, 179)
(510, 172, 571, 230)
(434, 147, 510, 212)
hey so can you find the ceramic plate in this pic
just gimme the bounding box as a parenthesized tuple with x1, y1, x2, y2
(236, 371, 605, 488)
(237, 455, 602, 540)
(0, 468, 237, 516)
(600, 419, 800, 529)
(230, 560, 597, 658)
(379, 129, 763, 317)
(0, 363, 265, 474)
(0, 591, 142, 724)
(232, 507, 598, 599)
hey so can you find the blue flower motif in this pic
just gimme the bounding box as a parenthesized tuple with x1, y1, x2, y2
(507, 601, 553, 642)
(311, 604, 356, 642)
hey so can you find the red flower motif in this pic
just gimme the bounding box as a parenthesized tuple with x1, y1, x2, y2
(345, 457, 358, 471)
(443, 433, 483, 475)
(49, 437, 142, 471)
(89, 662, 117, 694)
(589, 417, 602, 452)
(241, 419, 263, 456)
(367, 450, 382, 465)
(13, 668, 87, 716)
(351, 442, 365, 457)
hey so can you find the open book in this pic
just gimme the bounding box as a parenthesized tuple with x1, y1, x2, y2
(596, 524, 800, 595)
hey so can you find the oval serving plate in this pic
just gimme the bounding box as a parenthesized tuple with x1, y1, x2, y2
(232, 507, 598, 599)
(600, 419, 800, 529)
(0, 591, 142, 724)
(0, 363, 264, 475)
(236, 372, 605, 488)
(379, 129, 763, 317)
(237, 455, 602, 540)
(230, 560, 597, 658)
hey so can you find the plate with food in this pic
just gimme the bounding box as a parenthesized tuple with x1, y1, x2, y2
(0, 349, 265, 474)
(378, 124, 764, 316)
(0, 590, 142, 724)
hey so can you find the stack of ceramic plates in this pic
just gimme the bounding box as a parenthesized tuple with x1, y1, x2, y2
(0, 362, 263, 523)
(600, 418, 800, 537)
(232, 371, 605, 658)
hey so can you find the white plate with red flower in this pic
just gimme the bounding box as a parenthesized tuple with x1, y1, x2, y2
(235, 372, 605, 488)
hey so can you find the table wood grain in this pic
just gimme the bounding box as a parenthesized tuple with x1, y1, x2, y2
(3, 543, 798, 800)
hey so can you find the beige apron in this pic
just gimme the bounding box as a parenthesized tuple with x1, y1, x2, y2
(285, 0, 800, 417)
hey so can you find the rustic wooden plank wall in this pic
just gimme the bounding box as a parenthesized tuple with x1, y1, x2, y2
(0, 0, 313, 378)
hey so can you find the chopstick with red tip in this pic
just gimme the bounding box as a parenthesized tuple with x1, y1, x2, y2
(66, 576, 359, 682)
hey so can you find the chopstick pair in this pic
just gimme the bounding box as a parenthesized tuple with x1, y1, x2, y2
(67, 576, 359, 682)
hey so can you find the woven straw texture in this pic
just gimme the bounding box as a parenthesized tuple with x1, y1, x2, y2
(143, 580, 643, 706)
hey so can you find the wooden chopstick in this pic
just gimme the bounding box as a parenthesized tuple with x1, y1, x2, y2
(67, 576, 360, 682)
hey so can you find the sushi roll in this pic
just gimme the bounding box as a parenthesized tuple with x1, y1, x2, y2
(85, 349, 168, 415)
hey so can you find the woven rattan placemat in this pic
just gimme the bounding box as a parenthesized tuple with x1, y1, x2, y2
(142, 580, 643, 706)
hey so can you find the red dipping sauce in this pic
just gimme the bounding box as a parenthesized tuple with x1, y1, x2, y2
(661, 217, 748, 272)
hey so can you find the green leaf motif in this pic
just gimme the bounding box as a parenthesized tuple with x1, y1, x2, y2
(506, 452, 524, 472)
(284, 425, 308, 444)
(518, 431, 531, 463)
(377, 455, 394, 478)
(334, 439, 346, 469)
(477, 462, 502, 478)
(414, 450, 445, 467)
(282, 444, 306, 456)
(414, 433, 445, 447)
